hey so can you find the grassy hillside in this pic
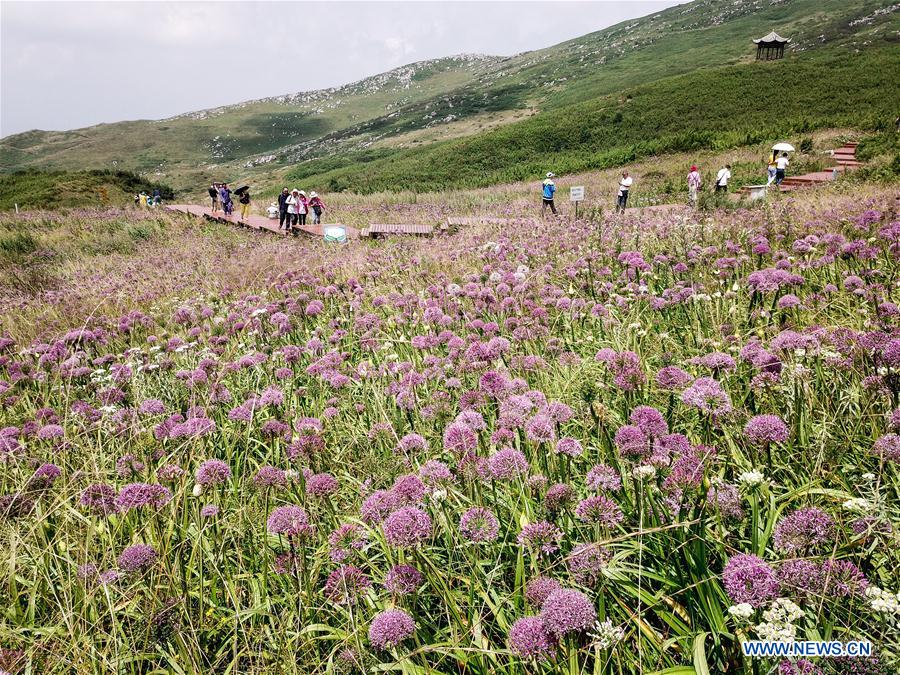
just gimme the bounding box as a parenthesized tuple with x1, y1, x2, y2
(0, 169, 174, 211)
(287, 46, 898, 193)
(0, 0, 896, 194)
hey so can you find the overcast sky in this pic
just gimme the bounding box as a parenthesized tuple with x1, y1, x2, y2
(1, 1, 683, 137)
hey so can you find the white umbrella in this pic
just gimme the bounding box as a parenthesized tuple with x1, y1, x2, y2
(772, 142, 795, 152)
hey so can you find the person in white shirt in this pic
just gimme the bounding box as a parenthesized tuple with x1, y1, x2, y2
(774, 153, 789, 186)
(616, 170, 633, 212)
(715, 165, 731, 193)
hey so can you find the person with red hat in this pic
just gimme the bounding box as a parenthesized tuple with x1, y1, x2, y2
(687, 165, 702, 207)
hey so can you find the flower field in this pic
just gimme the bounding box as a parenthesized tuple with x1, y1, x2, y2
(1, 189, 899, 674)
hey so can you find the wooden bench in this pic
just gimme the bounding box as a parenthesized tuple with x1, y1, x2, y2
(360, 223, 435, 238)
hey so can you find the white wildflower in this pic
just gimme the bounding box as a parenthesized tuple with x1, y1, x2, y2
(728, 603, 755, 620)
(589, 620, 625, 650)
(738, 470, 765, 487)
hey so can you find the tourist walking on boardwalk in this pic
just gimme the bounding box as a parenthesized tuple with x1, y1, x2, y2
(286, 189, 301, 232)
(309, 192, 325, 225)
(219, 184, 233, 215)
(209, 184, 220, 212)
(687, 165, 701, 207)
(152, 188, 161, 206)
(715, 164, 731, 193)
(615, 170, 632, 213)
(766, 153, 778, 186)
(277, 187, 290, 230)
(238, 188, 251, 219)
(296, 190, 309, 227)
(541, 172, 557, 216)
(774, 152, 789, 186)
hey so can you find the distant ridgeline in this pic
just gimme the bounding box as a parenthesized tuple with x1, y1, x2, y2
(0, 169, 175, 211)
(0, 0, 896, 194)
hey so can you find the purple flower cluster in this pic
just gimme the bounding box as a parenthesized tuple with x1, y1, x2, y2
(722, 554, 779, 607)
(368, 609, 415, 650)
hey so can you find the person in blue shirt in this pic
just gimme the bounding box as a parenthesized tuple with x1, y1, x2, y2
(542, 172, 557, 216)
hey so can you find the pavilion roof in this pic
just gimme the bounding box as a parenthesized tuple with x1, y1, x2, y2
(753, 31, 791, 44)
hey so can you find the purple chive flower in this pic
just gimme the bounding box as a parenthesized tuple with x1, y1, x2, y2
(267, 505, 314, 539)
(324, 565, 371, 604)
(575, 495, 624, 528)
(818, 559, 868, 597)
(419, 459, 454, 486)
(567, 543, 611, 587)
(525, 576, 562, 607)
(252, 465, 287, 490)
(28, 463, 61, 489)
(383, 506, 432, 547)
(554, 437, 583, 457)
(368, 609, 415, 650)
(614, 424, 649, 458)
(681, 377, 732, 416)
(722, 554, 779, 606)
(306, 472, 338, 497)
(79, 483, 118, 515)
(540, 588, 597, 636)
(117, 544, 158, 573)
(630, 406, 668, 437)
(517, 520, 563, 557)
(115, 483, 172, 513)
(157, 463, 186, 482)
(872, 434, 900, 462)
(776, 559, 821, 600)
(384, 564, 424, 596)
(544, 483, 575, 512)
(443, 421, 478, 455)
(525, 413, 556, 443)
(328, 523, 367, 562)
(459, 507, 500, 542)
(398, 433, 427, 454)
(585, 464, 622, 492)
(508, 616, 556, 660)
(138, 399, 165, 415)
(773, 508, 835, 555)
(200, 504, 219, 518)
(195, 459, 231, 486)
(361, 489, 400, 524)
(744, 415, 790, 445)
(488, 448, 530, 480)
(392, 474, 426, 504)
(37, 424, 64, 440)
(707, 481, 744, 521)
(655, 366, 693, 391)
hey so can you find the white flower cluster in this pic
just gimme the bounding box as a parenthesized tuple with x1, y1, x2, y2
(865, 586, 900, 615)
(738, 470, 766, 487)
(632, 465, 656, 479)
(728, 603, 755, 620)
(590, 620, 625, 650)
(755, 598, 804, 642)
(842, 497, 873, 513)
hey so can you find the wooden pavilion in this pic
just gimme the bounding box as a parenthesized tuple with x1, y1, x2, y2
(753, 31, 790, 60)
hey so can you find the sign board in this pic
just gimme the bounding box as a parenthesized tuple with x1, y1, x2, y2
(569, 186, 585, 202)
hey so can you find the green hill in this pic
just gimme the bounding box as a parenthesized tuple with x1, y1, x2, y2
(0, 169, 174, 211)
(0, 0, 896, 194)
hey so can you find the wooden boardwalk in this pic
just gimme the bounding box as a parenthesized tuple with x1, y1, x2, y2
(165, 204, 356, 239)
(740, 142, 860, 195)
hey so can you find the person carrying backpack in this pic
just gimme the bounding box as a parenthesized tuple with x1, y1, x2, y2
(309, 192, 325, 225)
(209, 184, 219, 212)
(238, 189, 251, 219)
(541, 172, 557, 216)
